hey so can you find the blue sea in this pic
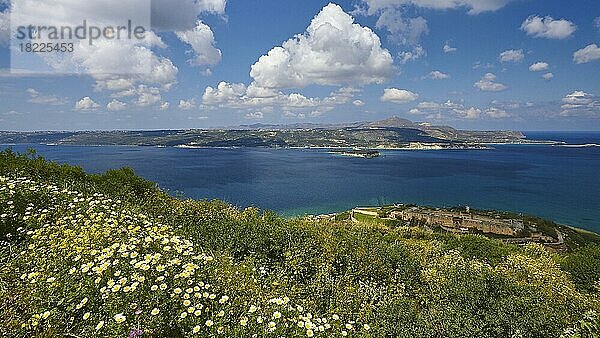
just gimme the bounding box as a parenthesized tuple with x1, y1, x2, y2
(3, 132, 600, 232)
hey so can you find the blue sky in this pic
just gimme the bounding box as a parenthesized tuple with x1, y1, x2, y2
(0, 0, 599, 131)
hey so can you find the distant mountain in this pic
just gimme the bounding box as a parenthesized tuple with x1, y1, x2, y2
(362, 116, 417, 128)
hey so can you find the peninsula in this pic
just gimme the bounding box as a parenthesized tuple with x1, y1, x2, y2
(0, 117, 554, 149)
(313, 204, 600, 252)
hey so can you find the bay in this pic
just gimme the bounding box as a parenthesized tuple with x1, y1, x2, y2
(4, 132, 600, 232)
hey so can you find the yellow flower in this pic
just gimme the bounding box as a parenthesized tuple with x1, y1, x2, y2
(193, 325, 201, 333)
(83, 312, 90, 320)
(151, 308, 160, 316)
(205, 319, 214, 327)
(95, 321, 105, 330)
(249, 305, 258, 313)
(306, 329, 314, 337)
(180, 312, 187, 319)
(174, 287, 182, 294)
(219, 295, 229, 304)
(273, 311, 282, 319)
(183, 299, 191, 306)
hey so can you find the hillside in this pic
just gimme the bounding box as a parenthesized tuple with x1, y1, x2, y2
(1, 149, 599, 337)
(0, 117, 531, 148)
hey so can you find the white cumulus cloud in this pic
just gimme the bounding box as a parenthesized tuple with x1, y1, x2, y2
(474, 73, 507, 92)
(249, 3, 394, 89)
(573, 44, 600, 64)
(75, 97, 100, 111)
(521, 15, 576, 39)
(202, 82, 360, 114)
(563, 91, 593, 105)
(560, 91, 600, 117)
(135, 85, 162, 107)
(398, 46, 425, 64)
(424, 70, 450, 80)
(542, 72, 554, 80)
(178, 99, 197, 110)
(443, 41, 457, 53)
(411, 100, 511, 120)
(499, 49, 524, 63)
(176, 21, 222, 66)
(529, 62, 549, 72)
(107, 99, 127, 111)
(380, 88, 419, 104)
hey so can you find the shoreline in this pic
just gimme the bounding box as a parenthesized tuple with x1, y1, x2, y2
(0, 142, 560, 150)
(0, 141, 591, 153)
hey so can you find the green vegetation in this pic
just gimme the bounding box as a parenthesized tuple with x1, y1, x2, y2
(0, 117, 530, 149)
(1, 149, 599, 337)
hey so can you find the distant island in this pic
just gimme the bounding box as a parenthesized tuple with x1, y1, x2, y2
(0, 117, 557, 150)
(330, 149, 381, 158)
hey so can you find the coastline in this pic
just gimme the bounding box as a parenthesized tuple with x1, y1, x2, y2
(0, 139, 591, 152)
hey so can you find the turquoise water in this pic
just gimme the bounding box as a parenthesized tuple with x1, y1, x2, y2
(4, 132, 600, 232)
